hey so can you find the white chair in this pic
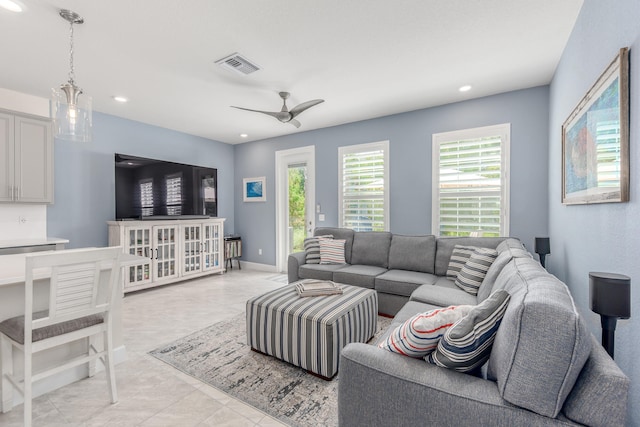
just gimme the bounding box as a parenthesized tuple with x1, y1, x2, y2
(0, 247, 123, 427)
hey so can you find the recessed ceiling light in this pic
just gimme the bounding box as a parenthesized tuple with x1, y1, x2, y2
(240, 133, 248, 138)
(112, 96, 128, 103)
(0, 0, 23, 12)
(459, 85, 472, 92)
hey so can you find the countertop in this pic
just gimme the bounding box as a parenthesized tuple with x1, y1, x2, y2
(0, 237, 69, 249)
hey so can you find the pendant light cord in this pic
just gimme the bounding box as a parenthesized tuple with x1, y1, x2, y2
(68, 20, 75, 85)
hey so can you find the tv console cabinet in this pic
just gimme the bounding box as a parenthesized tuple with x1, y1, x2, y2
(107, 217, 225, 293)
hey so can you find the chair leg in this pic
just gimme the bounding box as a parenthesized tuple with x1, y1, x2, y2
(88, 335, 97, 377)
(0, 336, 13, 413)
(23, 343, 32, 427)
(104, 330, 118, 403)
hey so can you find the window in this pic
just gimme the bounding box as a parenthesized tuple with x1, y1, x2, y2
(139, 179, 154, 216)
(432, 124, 510, 237)
(165, 173, 182, 216)
(339, 141, 389, 231)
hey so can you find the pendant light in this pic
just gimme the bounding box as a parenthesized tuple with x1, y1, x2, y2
(51, 9, 92, 142)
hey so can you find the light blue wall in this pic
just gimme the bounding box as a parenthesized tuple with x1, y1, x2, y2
(47, 112, 234, 248)
(234, 86, 550, 265)
(548, 0, 640, 423)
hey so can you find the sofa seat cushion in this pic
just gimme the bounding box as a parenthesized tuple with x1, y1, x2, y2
(387, 235, 436, 274)
(410, 281, 478, 307)
(350, 232, 392, 268)
(299, 263, 349, 281)
(487, 257, 591, 418)
(333, 265, 387, 289)
(375, 270, 438, 297)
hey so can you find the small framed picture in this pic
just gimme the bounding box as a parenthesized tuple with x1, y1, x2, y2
(243, 176, 266, 202)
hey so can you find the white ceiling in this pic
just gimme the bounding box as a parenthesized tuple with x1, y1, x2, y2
(1, 0, 583, 144)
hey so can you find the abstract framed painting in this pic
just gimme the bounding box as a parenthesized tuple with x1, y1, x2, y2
(243, 176, 266, 202)
(562, 47, 629, 205)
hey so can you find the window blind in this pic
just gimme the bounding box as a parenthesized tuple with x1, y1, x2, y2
(340, 143, 388, 231)
(433, 124, 509, 237)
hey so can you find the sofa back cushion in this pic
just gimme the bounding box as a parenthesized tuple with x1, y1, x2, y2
(487, 257, 591, 418)
(388, 235, 436, 273)
(350, 231, 392, 268)
(314, 227, 355, 264)
(476, 238, 528, 303)
(434, 237, 505, 276)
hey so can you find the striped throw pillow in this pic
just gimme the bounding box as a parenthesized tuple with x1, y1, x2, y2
(427, 289, 510, 372)
(454, 248, 499, 295)
(304, 235, 333, 264)
(446, 245, 479, 279)
(319, 238, 346, 264)
(379, 305, 473, 358)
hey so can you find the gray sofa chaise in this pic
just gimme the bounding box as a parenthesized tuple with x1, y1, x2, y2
(287, 227, 630, 426)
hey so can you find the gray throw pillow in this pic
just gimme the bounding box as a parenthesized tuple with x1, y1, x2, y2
(446, 245, 479, 279)
(454, 248, 498, 295)
(303, 235, 332, 264)
(426, 289, 511, 372)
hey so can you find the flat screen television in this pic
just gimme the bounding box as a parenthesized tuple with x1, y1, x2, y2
(114, 153, 217, 220)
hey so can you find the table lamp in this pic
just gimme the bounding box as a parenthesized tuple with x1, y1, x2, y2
(534, 237, 550, 268)
(589, 272, 631, 358)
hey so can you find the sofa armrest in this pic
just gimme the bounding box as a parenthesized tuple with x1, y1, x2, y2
(339, 343, 575, 427)
(287, 251, 307, 283)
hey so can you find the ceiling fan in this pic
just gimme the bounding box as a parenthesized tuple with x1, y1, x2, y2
(231, 92, 324, 128)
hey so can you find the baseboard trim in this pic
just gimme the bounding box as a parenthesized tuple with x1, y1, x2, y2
(9, 345, 127, 406)
(235, 261, 278, 273)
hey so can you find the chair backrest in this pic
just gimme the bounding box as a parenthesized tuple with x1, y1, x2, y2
(24, 247, 123, 335)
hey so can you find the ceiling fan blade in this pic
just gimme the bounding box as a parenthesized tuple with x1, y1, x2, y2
(289, 99, 325, 118)
(288, 119, 301, 128)
(231, 106, 280, 119)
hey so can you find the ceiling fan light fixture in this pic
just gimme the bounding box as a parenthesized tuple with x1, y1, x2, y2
(51, 9, 92, 142)
(459, 85, 472, 92)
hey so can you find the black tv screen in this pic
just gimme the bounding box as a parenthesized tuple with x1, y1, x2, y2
(115, 153, 217, 220)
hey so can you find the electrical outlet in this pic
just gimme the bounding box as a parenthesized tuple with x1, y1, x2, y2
(258, 249, 263, 255)
(319, 214, 325, 221)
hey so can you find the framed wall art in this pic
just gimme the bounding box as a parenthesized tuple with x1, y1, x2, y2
(243, 176, 266, 202)
(562, 47, 629, 205)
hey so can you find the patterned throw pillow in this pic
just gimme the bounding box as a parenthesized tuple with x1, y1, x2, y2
(454, 248, 499, 295)
(446, 245, 479, 279)
(319, 239, 346, 264)
(379, 305, 473, 358)
(304, 235, 333, 264)
(426, 289, 511, 372)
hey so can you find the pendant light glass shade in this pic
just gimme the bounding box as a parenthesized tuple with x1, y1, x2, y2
(52, 9, 92, 142)
(52, 84, 92, 142)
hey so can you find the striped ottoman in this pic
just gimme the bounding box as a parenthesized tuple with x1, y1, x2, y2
(246, 283, 378, 379)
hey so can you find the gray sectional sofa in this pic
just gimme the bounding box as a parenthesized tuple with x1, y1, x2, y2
(287, 227, 630, 426)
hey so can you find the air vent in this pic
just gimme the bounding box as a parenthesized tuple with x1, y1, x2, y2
(215, 53, 260, 75)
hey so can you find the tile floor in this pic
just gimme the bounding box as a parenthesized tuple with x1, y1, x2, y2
(0, 269, 291, 426)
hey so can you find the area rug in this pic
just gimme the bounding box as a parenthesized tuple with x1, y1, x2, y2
(149, 312, 392, 427)
(265, 273, 290, 284)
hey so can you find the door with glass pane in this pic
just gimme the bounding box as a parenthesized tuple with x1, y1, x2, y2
(152, 225, 179, 281)
(182, 224, 202, 275)
(203, 221, 222, 271)
(275, 146, 315, 272)
(124, 225, 152, 288)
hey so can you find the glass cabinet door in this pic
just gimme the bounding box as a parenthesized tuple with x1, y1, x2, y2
(182, 224, 202, 275)
(203, 222, 221, 271)
(125, 226, 152, 287)
(152, 225, 179, 281)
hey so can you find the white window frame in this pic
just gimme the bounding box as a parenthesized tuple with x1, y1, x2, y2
(432, 123, 510, 237)
(338, 140, 390, 231)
